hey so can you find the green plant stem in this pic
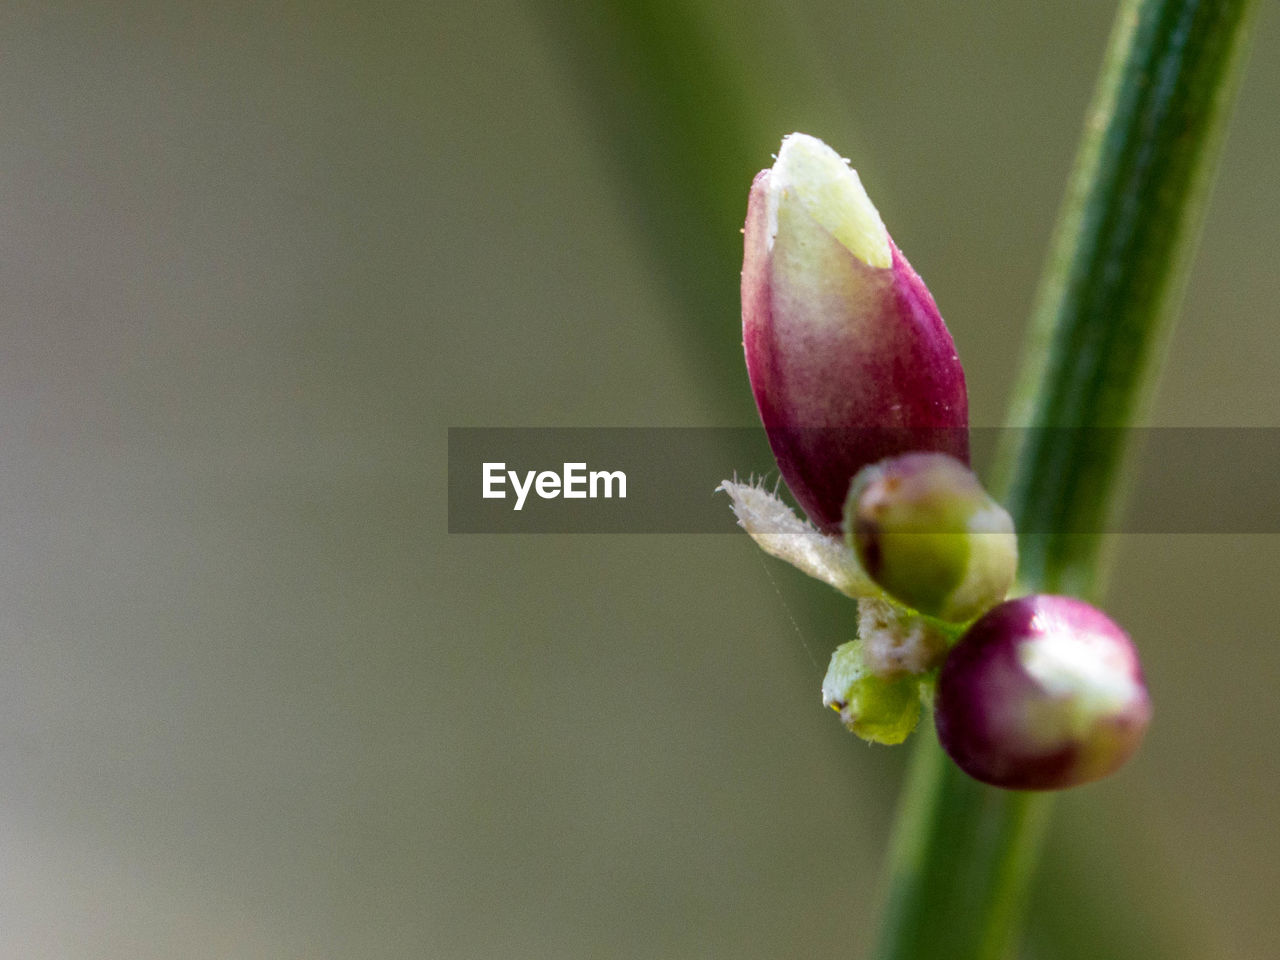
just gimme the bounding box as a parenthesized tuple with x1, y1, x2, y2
(871, 2, 1259, 959)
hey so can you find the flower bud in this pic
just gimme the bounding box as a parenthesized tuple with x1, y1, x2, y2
(934, 595, 1152, 790)
(742, 133, 969, 534)
(822, 639, 923, 745)
(846, 453, 1017, 623)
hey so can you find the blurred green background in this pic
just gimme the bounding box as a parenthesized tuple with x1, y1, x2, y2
(0, 1, 1276, 957)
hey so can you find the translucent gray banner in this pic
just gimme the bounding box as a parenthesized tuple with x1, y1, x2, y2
(447, 428, 1280, 533)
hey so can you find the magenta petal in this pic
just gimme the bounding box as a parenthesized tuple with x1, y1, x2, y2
(742, 139, 968, 534)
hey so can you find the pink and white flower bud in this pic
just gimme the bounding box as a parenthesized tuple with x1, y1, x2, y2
(742, 133, 969, 534)
(935, 595, 1152, 790)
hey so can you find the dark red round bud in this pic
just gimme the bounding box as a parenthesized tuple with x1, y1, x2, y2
(935, 595, 1151, 790)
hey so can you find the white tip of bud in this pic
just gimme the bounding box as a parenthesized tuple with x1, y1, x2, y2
(768, 133, 891, 268)
(1017, 626, 1146, 742)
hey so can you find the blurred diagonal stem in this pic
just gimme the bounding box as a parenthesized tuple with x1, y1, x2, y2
(531, 0, 785, 419)
(872, 1, 1260, 959)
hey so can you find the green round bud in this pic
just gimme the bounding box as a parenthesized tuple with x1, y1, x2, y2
(845, 452, 1017, 623)
(821, 639, 923, 745)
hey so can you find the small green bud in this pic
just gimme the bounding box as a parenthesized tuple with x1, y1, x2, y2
(821, 639, 923, 745)
(845, 452, 1017, 623)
